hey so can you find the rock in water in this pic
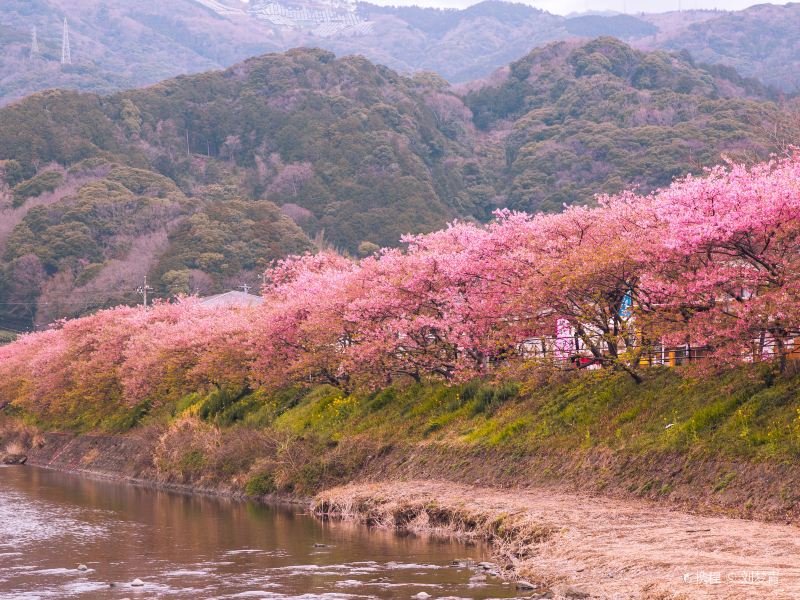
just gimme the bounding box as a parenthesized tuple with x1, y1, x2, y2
(1, 453, 27, 465)
(556, 585, 590, 598)
(516, 580, 536, 590)
(413, 593, 431, 599)
(77, 564, 88, 571)
(130, 578, 145, 587)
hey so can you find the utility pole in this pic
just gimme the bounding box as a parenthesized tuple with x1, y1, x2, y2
(31, 26, 40, 60)
(239, 283, 251, 295)
(137, 276, 154, 308)
(61, 17, 71, 65)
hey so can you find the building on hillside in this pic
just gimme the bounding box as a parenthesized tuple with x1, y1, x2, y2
(199, 290, 265, 308)
(249, 0, 373, 36)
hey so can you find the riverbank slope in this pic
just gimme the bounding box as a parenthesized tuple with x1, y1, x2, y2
(3, 366, 800, 597)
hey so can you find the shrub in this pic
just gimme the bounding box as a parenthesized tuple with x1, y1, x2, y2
(215, 395, 262, 427)
(179, 449, 207, 478)
(469, 382, 519, 416)
(12, 171, 63, 206)
(102, 400, 151, 432)
(199, 387, 246, 421)
(245, 471, 277, 496)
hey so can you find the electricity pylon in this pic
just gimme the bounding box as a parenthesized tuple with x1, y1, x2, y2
(61, 17, 71, 65)
(31, 26, 40, 60)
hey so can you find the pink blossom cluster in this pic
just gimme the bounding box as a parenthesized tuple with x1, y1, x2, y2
(3, 154, 800, 414)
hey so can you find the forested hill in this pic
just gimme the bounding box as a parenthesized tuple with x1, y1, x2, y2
(0, 48, 475, 329)
(0, 48, 474, 247)
(0, 40, 789, 330)
(465, 37, 782, 214)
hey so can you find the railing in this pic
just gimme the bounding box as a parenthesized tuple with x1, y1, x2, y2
(517, 333, 800, 370)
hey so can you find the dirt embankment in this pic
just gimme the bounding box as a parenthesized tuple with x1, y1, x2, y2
(10, 431, 156, 479)
(315, 480, 800, 600)
(0, 427, 297, 500)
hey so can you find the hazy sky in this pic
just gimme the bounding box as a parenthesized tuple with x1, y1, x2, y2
(364, 0, 776, 13)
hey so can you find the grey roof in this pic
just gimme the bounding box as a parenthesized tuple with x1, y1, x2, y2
(199, 290, 265, 308)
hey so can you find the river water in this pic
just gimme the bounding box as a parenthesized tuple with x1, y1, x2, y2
(0, 466, 518, 600)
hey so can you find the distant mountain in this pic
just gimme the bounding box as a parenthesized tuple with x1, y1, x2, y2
(348, 1, 564, 82)
(640, 3, 800, 92)
(1, 0, 798, 107)
(564, 14, 658, 39)
(0, 40, 789, 331)
(0, 0, 285, 105)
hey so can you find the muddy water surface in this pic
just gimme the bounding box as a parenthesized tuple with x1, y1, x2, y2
(0, 466, 517, 599)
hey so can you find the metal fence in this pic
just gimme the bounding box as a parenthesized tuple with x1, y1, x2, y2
(517, 333, 800, 370)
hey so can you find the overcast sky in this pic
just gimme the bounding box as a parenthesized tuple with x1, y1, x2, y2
(364, 0, 775, 13)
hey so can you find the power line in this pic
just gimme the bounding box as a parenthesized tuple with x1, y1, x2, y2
(136, 275, 154, 308)
(0, 300, 133, 306)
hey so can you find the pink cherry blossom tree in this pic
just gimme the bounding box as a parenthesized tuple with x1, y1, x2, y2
(643, 154, 800, 369)
(249, 252, 357, 390)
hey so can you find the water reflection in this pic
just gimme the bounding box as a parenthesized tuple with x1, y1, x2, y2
(0, 467, 516, 599)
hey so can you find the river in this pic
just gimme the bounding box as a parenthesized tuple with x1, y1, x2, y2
(0, 466, 518, 599)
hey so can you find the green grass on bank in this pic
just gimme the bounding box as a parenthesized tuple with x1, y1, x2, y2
(18, 363, 800, 460)
(5, 364, 800, 493)
(275, 366, 800, 461)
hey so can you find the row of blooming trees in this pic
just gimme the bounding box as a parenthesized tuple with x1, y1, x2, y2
(2, 154, 800, 415)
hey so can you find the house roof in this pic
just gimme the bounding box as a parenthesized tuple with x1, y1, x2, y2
(199, 290, 265, 308)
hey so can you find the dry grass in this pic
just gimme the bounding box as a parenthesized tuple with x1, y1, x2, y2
(314, 480, 800, 599)
(4, 440, 25, 455)
(315, 480, 560, 580)
(0, 418, 43, 454)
